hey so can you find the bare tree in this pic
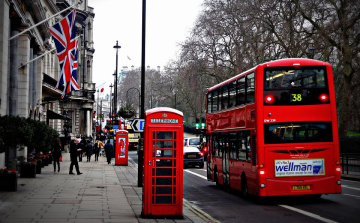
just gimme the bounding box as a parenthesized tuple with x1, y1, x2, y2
(292, 0, 360, 135)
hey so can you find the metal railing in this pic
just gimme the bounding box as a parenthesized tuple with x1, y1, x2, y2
(340, 153, 360, 174)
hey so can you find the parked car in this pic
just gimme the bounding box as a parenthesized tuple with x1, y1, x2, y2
(183, 146, 204, 168)
(184, 137, 201, 147)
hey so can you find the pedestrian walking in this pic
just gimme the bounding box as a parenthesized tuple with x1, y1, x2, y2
(86, 139, 93, 162)
(52, 138, 62, 172)
(104, 140, 114, 164)
(69, 139, 83, 175)
(93, 140, 102, 161)
(77, 137, 84, 162)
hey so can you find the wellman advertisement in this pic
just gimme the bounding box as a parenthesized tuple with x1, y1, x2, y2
(275, 159, 325, 177)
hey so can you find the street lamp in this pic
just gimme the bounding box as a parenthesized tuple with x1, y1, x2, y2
(113, 40, 121, 118)
(109, 83, 113, 122)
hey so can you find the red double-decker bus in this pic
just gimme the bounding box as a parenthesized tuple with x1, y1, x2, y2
(205, 58, 342, 197)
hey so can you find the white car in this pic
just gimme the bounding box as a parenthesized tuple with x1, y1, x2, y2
(184, 137, 201, 147)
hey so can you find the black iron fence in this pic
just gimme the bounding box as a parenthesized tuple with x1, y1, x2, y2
(341, 153, 360, 174)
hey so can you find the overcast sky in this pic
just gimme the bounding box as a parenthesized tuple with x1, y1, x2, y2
(87, 0, 203, 94)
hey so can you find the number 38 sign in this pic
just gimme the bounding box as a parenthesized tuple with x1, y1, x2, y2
(291, 93, 302, 102)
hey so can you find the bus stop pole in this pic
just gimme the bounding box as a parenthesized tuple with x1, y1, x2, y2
(138, 0, 146, 187)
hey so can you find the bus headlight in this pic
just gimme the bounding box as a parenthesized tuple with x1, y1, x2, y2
(260, 184, 265, 188)
(337, 181, 341, 185)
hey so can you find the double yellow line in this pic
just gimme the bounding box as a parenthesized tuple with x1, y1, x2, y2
(183, 198, 221, 223)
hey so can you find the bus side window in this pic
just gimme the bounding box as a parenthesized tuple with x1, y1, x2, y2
(229, 80, 236, 108)
(229, 132, 237, 159)
(218, 134, 223, 158)
(237, 77, 246, 106)
(207, 92, 212, 113)
(237, 131, 246, 161)
(213, 133, 218, 156)
(221, 85, 229, 110)
(246, 131, 251, 162)
(246, 73, 255, 104)
(212, 89, 218, 112)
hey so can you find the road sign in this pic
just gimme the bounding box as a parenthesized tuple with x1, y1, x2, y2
(131, 119, 145, 132)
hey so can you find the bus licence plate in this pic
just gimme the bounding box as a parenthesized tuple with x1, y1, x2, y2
(293, 185, 310, 190)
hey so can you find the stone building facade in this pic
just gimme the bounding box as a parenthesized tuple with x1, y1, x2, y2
(0, 0, 95, 168)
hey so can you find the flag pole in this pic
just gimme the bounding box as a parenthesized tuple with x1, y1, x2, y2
(18, 36, 81, 69)
(9, 0, 83, 41)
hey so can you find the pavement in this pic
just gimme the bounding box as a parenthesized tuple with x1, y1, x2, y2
(0, 153, 207, 223)
(1, 153, 359, 223)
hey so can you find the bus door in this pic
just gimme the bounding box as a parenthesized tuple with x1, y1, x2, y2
(206, 134, 212, 181)
(221, 133, 230, 187)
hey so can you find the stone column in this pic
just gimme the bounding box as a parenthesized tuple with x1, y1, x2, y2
(0, 0, 10, 117)
(32, 52, 37, 119)
(17, 33, 30, 117)
(28, 47, 33, 118)
(86, 109, 91, 136)
(36, 51, 43, 121)
(9, 30, 19, 116)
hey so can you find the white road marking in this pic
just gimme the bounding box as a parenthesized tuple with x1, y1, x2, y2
(279, 205, 338, 223)
(343, 194, 360, 199)
(342, 185, 360, 191)
(184, 169, 207, 180)
(342, 179, 360, 183)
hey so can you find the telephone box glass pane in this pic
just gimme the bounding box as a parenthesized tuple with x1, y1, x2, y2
(156, 196, 172, 204)
(157, 131, 173, 139)
(155, 150, 173, 157)
(156, 177, 172, 185)
(156, 168, 172, 176)
(156, 141, 173, 148)
(156, 159, 173, 167)
(156, 187, 172, 194)
(174, 131, 177, 139)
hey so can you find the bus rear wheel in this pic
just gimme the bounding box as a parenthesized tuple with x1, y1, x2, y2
(241, 177, 248, 199)
(214, 169, 221, 187)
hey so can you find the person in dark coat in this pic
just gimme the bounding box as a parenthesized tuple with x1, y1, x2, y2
(93, 140, 101, 161)
(104, 140, 114, 164)
(52, 138, 62, 172)
(86, 139, 93, 162)
(69, 139, 82, 175)
(77, 137, 84, 162)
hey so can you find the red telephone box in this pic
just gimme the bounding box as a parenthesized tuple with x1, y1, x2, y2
(142, 107, 184, 219)
(115, 130, 128, 166)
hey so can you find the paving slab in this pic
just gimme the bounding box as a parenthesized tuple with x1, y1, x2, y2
(0, 152, 207, 223)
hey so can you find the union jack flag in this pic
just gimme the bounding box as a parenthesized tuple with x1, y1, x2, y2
(49, 9, 79, 99)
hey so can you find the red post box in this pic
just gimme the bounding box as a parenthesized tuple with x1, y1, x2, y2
(142, 107, 184, 219)
(115, 130, 128, 166)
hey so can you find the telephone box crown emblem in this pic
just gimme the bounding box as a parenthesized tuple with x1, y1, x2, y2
(162, 113, 167, 118)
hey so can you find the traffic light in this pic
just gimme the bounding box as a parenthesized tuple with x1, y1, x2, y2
(201, 123, 205, 129)
(195, 123, 200, 129)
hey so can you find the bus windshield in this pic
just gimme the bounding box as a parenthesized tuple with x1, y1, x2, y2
(264, 121, 333, 144)
(264, 67, 329, 105)
(265, 67, 327, 89)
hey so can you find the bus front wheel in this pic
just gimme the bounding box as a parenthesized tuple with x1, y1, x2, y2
(241, 176, 248, 198)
